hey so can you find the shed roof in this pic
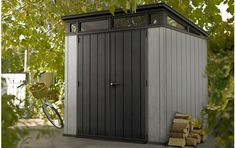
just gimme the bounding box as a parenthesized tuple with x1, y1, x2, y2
(62, 3, 207, 37)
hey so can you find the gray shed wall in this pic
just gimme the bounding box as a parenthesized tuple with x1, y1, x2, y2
(147, 27, 207, 143)
(64, 27, 208, 142)
(64, 35, 78, 135)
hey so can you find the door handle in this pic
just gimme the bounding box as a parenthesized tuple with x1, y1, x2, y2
(110, 82, 120, 86)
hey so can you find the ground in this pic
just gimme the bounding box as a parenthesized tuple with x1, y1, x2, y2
(16, 119, 216, 148)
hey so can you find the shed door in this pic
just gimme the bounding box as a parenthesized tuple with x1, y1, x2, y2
(77, 29, 146, 141)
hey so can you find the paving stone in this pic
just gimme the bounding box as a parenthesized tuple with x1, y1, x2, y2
(16, 119, 215, 148)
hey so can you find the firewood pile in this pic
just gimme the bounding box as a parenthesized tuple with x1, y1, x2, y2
(168, 113, 207, 147)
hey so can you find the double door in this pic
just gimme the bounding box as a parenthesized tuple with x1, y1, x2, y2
(77, 29, 146, 141)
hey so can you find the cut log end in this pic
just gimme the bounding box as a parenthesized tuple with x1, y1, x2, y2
(168, 138, 186, 147)
(173, 118, 190, 124)
(188, 133, 201, 143)
(170, 132, 188, 138)
(186, 137, 197, 146)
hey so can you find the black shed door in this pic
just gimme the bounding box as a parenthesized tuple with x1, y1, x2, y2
(77, 29, 146, 141)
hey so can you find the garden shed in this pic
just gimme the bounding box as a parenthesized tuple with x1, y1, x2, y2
(62, 3, 208, 143)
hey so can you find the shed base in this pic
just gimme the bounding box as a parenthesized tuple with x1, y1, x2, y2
(63, 134, 147, 144)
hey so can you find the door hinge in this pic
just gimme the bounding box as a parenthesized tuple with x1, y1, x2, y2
(78, 37, 80, 43)
(77, 81, 79, 87)
(145, 80, 148, 86)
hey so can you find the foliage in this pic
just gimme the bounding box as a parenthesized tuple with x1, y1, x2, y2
(2, 0, 234, 147)
(1, 87, 61, 147)
(1, 0, 107, 116)
(205, 39, 234, 147)
(2, 94, 29, 148)
(178, 1, 233, 147)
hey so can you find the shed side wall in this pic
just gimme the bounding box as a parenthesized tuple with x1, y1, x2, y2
(64, 35, 78, 135)
(147, 27, 207, 143)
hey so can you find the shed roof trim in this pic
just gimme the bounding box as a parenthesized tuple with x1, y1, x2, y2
(61, 3, 207, 37)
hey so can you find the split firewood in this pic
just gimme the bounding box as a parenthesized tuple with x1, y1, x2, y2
(168, 138, 186, 147)
(170, 127, 188, 134)
(173, 118, 190, 124)
(172, 123, 190, 129)
(191, 129, 202, 135)
(175, 113, 192, 120)
(167, 113, 206, 147)
(170, 132, 188, 138)
(188, 133, 201, 143)
(193, 126, 201, 129)
(190, 123, 194, 131)
(186, 137, 197, 146)
(190, 124, 193, 130)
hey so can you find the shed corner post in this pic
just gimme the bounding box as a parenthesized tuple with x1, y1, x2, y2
(64, 34, 78, 136)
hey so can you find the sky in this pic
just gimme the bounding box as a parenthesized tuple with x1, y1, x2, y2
(217, 3, 233, 21)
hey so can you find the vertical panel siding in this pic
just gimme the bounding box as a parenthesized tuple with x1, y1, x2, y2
(64, 36, 68, 134)
(171, 31, 177, 114)
(123, 31, 132, 138)
(190, 36, 196, 116)
(140, 30, 146, 139)
(98, 34, 106, 136)
(148, 28, 160, 142)
(79, 33, 113, 136)
(147, 27, 207, 143)
(132, 30, 141, 138)
(64, 35, 78, 135)
(177, 32, 182, 112)
(110, 32, 116, 137)
(78, 35, 83, 134)
(83, 35, 91, 135)
(181, 33, 187, 113)
(159, 28, 167, 142)
(195, 37, 199, 116)
(111, 30, 145, 139)
(90, 34, 98, 135)
(198, 39, 203, 113)
(64, 36, 69, 134)
(77, 33, 109, 136)
(186, 36, 191, 113)
(166, 29, 173, 135)
(115, 32, 124, 137)
(105, 33, 111, 136)
(77, 30, 145, 140)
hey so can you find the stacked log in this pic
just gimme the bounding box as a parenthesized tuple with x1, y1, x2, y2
(185, 137, 197, 146)
(190, 118, 207, 143)
(168, 113, 191, 147)
(167, 113, 207, 147)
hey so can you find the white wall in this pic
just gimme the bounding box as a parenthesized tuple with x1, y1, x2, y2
(147, 27, 208, 143)
(1, 73, 26, 108)
(64, 35, 78, 135)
